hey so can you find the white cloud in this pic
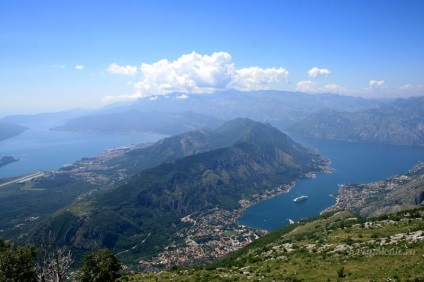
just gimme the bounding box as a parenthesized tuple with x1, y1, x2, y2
(101, 93, 141, 103)
(176, 94, 189, 99)
(324, 83, 346, 93)
(230, 67, 289, 91)
(369, 80, 385, 90)
(400, 83, 414, 90)
(400, 83, 424, 91)
(107, 63, 138, 75)
(54, 64, 66, 69)
(75, 65, 84, 70)
(103, 51, 290, 102)
(308, 67, 331, 78)
(134, 52, 235, 97)
(296, 80, 316, 92)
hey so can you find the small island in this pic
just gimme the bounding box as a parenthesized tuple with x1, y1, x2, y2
(0, 156, 18, 168)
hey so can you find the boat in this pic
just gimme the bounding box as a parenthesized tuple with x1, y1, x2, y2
(293, 195, 308, 203)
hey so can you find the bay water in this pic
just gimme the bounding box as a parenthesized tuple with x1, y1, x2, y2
(0, 121, 166, 178)
(238, 136, 424, 231)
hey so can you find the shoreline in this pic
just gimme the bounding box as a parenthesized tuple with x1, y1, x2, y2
(140, 165, 333, 270)
(0, 156, 18, 169)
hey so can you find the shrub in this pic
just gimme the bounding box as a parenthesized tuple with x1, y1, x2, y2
(77, 248, 122, 282)
(0, 238, 38, 282)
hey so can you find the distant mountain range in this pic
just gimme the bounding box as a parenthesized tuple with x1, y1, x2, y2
(35, 90, 383, 133)
(0, 109, 90, 124)
(290, 96, 424, 146)
(2, 119, 328, 265)
(52, 110, 224, 135)
(117, 90, 382, 128)
(0, 90, 384, 138)
(0, 109, 88, 141)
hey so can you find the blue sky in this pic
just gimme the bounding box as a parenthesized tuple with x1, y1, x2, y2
(1, 0, 423, 115)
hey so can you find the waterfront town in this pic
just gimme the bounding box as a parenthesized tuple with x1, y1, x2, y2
(138, 184, 297, 269)
(322, 162, 424, 215)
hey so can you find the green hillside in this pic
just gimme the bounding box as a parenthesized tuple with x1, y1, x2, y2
(0, 119, 278, 239)
(27, 119, 328, 266)
(130, 208, 424, 281)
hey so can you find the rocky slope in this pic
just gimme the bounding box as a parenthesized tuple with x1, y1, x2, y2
(130, 208, 424, 281)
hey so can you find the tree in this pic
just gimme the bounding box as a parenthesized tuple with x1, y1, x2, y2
(37, 232, 73, 282)
(38, 245, 73, 282)
(0, 238, 38, 282)
(78, 248, 122, 282)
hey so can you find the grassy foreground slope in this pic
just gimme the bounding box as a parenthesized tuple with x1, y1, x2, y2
(130, 208, 424, 281)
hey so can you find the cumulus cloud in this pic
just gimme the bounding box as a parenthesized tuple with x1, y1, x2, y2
(107, 63, 138, 75)
(75, 65, 84, 70)
(104, 51, 290, 102)
(308, 67, 331, 78)
(296, 80, 316, 92)
(133, 52, 233, 96)
(369, 80, 385, 90)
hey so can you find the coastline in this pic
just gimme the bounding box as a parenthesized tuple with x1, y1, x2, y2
(320, 161, 424, 217)
(139, 182, 296, 270)
(140, 162, 333, 270)
(0, 156, 18, 169)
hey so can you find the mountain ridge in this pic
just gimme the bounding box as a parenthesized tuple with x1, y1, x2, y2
(52, 110, 223, 135)
(43, 90, 383, 133)
(24, 118, 329, 266)
(290, 96, 424, 146)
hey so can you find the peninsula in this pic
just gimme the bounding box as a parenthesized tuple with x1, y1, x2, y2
(0, 156, 18, 168)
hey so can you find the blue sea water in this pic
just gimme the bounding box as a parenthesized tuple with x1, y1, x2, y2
(0, 121, 166, 178)
(239, 136, 424, 231)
